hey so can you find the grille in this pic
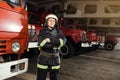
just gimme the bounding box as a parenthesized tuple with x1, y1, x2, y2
(0, 40, 6, 53)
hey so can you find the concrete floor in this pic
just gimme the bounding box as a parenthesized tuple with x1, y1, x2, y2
(6, 49, 120, 80)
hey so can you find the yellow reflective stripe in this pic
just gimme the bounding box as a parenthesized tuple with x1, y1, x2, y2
(58, 39, 64, 49)
(38, 47, 41, 50)
(40, 40, 47, 47)
(53, 47, 58, 49)
(52, 65, 60, 69)
(37, 64, 48, 69)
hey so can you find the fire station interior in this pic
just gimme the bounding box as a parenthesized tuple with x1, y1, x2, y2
(28, 0, 120, 32)
(7, 0, 120, 80)
(27, 0, 120, 46)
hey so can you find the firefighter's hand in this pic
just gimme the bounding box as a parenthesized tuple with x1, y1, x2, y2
(45, 38, 50, 42)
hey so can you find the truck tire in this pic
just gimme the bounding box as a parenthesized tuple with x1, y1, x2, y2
(104, 42, 115, 51)
(60, 41, 74, 59)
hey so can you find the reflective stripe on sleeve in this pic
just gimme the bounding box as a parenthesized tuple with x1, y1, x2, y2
(58, 39, 64, 49)
(40, 40, 47, 47)
(52, 65, 60, 70)
(53, 47, 58, 49)
(37, 64, 48, 69)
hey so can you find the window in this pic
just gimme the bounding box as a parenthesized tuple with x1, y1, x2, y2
(103, 0, 120, 1)
(115, 19, 120, 25)
(85, 5, 97, 14)
(66, 4, 77, 14)
(105, 5, 120, 13)
(89, 18, 97, 24)
(9, 0, 21, 6)
(102, 19, 110, 25)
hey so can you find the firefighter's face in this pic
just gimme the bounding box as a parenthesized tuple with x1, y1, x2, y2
(47, 18, 56, 30)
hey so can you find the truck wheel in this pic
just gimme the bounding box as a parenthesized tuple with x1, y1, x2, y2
(60, 41, 74, 59)
(104, 42, 115, 51)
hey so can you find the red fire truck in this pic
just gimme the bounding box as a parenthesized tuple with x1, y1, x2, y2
(86, 31, 101, 51)
(0, 0, 28, 79)
(104, 36, 118, 51)
(59, 25, 90, 58)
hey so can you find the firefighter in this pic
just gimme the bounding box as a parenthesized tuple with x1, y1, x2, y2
(37, 14, 66, 80)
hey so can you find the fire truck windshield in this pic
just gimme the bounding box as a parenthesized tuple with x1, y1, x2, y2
(3, 0, 21, 6)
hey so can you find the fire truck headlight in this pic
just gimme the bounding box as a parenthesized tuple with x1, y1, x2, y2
(12, 42, 20, 53)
